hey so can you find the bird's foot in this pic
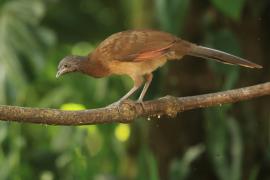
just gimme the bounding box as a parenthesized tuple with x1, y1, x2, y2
(106, 99, 135, 113)
(107, 100, 121, 108)
(107, 99, 130, 107)
(136, 99, 146, 112)
(106, 100, 122, 114)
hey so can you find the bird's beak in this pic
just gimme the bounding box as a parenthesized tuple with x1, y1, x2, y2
(56, 68, 67, 78)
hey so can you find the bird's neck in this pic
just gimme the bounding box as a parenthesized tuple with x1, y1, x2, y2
(78, 56, 110, 78)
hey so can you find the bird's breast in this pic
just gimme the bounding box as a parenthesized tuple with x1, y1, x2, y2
(108, 58, 167, 78)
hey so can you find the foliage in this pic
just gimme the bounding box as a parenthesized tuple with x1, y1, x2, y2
(0, 0, 54, 105)
(155, 0, 190, 33)
(0, 0, 269, 179)
(210, 0, 245, 21)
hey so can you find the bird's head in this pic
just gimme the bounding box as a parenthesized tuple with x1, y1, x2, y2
(56, 55, 87, 78)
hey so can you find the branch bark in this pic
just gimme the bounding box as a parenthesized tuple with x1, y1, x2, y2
(0, 82, 269, 125)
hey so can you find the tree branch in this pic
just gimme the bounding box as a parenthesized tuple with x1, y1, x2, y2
(0, 82, 269, 125)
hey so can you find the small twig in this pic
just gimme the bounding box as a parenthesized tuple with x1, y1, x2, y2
(0, 82, 269, 125)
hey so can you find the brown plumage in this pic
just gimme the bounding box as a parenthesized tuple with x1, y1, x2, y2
(56, 29, 262, 103)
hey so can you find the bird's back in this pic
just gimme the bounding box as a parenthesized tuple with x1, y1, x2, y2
(91, 29, 191, 62)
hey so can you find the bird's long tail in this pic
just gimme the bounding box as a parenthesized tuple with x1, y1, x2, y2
(188, 45, 262, 69)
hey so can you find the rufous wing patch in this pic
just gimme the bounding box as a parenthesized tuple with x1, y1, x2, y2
(133, 41, 175, 61)
(133, 51, 166, 61)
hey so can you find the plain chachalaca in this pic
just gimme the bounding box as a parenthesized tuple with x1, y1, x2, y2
(56, 29, 262, 104)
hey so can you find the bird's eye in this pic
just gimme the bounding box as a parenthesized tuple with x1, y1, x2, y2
(64, 64, 68, 68)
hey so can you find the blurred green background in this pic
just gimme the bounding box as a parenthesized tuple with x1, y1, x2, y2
(0, 0, 269, 179)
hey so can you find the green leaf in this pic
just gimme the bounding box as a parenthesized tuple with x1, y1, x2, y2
(205, 29, 241, 90)
(0, 0, 54, 105)
(155, 0, 190, 33)
(210, 0, 245, 21)
(170, 144, 205, 180)
(205, 108, 243, 180)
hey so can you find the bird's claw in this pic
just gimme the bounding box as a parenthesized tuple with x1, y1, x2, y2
(136, 100, 146, 112)
(107, 99, 146, 115)
(107, 99, 135, 113)
(107, 99, 132, 107)
(106, 100, 122, 114)
(107, 101, 121, 108)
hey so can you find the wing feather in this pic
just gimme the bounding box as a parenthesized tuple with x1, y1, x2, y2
(95, 30, 178, 62)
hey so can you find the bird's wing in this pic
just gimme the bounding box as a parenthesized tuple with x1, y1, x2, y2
(96, 30, 178, 62)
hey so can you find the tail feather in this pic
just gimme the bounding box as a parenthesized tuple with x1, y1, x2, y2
(188, 45, 262, 69)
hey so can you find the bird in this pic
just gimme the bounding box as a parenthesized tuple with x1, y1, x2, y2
(56, 29, 262, 104)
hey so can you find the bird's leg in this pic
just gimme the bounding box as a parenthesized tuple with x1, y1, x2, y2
(137, 73, 153, 102)
(119, 86, 140, 102)
(119, 76, 143, 101)
(108, 76, 143, 107)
